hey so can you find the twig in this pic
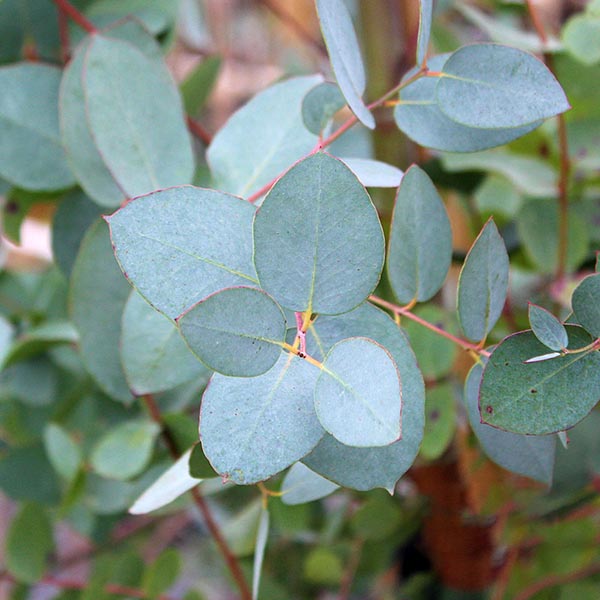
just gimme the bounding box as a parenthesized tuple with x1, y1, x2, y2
(57, 6, 71, 63)
(186, 116, 213, 146)
(53, 0, 97, 34)
(141, 395, 252, 600)
(369, 295, 491, 357)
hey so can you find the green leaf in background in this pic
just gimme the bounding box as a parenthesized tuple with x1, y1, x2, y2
(129, 449, 201, 515)
(304, 548, 343, 585)
(516, 198, 589, 274)
(417, 0, 433, 65)
(107, 186, 258, 320)
(142, 548, 181, 599)
(350, 491, 403, 541)
(0, 314, 14, 366)
(303, 303, 425, 491)
(5, 503, 53, 583)
(253, 153, 384, 314)
(207, 75, 320, 197)
(437, 44, 570, 128)
(43, 423, 82, 481)
(337, 157, 403, 188)
(457, 219, 509, 342)
(420, 383, 456, 461)
(571, 274, 600, 337)
(178, 287, 286, 377)
(252, 507, 269, 600)
(200, 354, 324, 484)
(315, 0, 375, 129)
(442, 150, 556, 198)
(0, 356, 58, 406)
(83, 34, 194, 199)
(0, 63, 75, 191)
(562, 14, 600, 66)
(387, 165, 452, 304)
(528, 303, 568, 351)
(121, 290, 209, 395)
(315, 337, 402, 447)
(394, 55, 541, 153)
(188, 443, 218, 479)
(70, 220, 132, 403)
(222, 499, 263, 557)
(474, 174, 523, 220)
(60, 38, 125, 208)
(402, 305, 457, 380)
(302, 81, 346, 135)
(52, 190, 102, 276)
(480, 327, 600, 434)
(91, 420, 160, 480)
(465, 362, 556, 484)
(181, 55, 222, 115)
(280, 462, 339, 505)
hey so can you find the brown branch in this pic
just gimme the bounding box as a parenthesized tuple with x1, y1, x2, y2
(186, 116, 213, 146)
(514, 561, 600, 600)
(141, 395, 252, 600)
(53, 0, 97, 34)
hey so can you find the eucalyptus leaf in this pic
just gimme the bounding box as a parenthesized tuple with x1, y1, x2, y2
(200, 354, 324, 485)
(465, 362, 556, 484)
(142, 549, 181, 599)
(280, 462, 339, 505)
(121, 290, 209, 395)
(70, 220, 132, 403)
(316, 337, 402, 447)
(457, 219, 509, 342)
(437, 44, 570, 128)
(528, 303, 568, 351)
(207, 76, 321, 197)
(0, 63, 74, 191)
(480, 327, 600, 434)
(43, 423, 82, 481)
(252, 508, 269, 600)
(253, 153, 384, 314)
(315, 0, 374, 129)
(107, 186, 258, 319)
(178, 286, 286, 377)
(303, 303, 425, 491)
(387, 165, 451, 303)
(420, 383, 456, 461)
(302, 81, 346, 135)
(337, 158, 403, 188)
(571, 274, 600, 338)
(417, 0, 433, 65)
(181, 55, 222, 115)
(562, 14, 600, 66)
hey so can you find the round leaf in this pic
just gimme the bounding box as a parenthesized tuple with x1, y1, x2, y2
(253, 152, 384, 314)
(437, 44, 570, 128)
(302, 81, 345, 135)
(107, 186, 258, 320)
(280, 463, 339, 505)
(571, 274, 600, 338)
(316, 337, 402, 447)
(43, 423, 82, 481)
(480, 327, 600, 434)
(178, 286, 286, 377)
(200, 354, 324, 485)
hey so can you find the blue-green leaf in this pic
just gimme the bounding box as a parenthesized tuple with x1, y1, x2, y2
(107, 186, 258, 320)
(387, 165, 451, 303)
(43, 423, 82, 481)
(457, 219, 509, 342)
(465, 362, 556, 484)
(338, 157, 403, 188)
(207, 76, 320, 197)
(70, 220, 132, 402)
(571, 274, 600, 338)
(177, 286, 286, 377)
(252, 508, 269, 600)
(0, 63, 74, 191)
(280, 462, 339, 505)
(83, 34, 194, 198)
(562, 14, 600, 66)
(480, 327, 600, 434)
(528, 303, 568, 351)
(420, 383, 456, 461)
(394, 55, 540, 153)
(437, 44, 570, 128)
(316, 0, 374, 129)
(303, 303, 425, 491)
(200, 354, 324, 484)
(121, 290, 209, 395)
(253, 152, 384, 314)
(417, 0, 433, 65)
(316, 337, 402, 447)
(302, 81, 346, 135)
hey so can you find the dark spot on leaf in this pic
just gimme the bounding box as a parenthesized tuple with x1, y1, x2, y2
(430, 409, 440, 421)
(5, 201, 18, 214)
(504, 361, 510, 366)
(485, 405, 493, 414)
(530, 388, 537, 394)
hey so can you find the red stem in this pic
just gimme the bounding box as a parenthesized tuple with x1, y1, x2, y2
(141, 395, 252, 600)
(186, 116, 213, 146)
(57, 6, 71, 63)
(369, 295, 490, 357)
(53, 0, 97, 34)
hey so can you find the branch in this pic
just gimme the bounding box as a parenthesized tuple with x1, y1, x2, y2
(141, 395, 252, 600)
(53, 0, 97, 34)
(369, 295, 491, 357)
